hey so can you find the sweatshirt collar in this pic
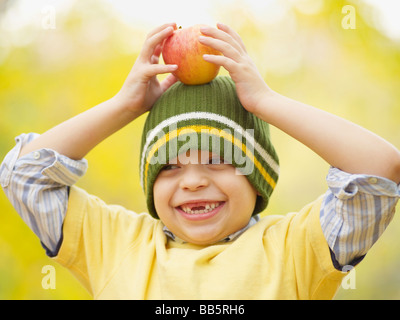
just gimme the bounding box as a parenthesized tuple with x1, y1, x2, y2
(162, 215, 260, 244)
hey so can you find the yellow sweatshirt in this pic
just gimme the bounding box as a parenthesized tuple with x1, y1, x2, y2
(53, 186, 345, 299)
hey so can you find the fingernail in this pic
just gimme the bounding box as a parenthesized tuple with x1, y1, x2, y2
(217, 22, 226, 29)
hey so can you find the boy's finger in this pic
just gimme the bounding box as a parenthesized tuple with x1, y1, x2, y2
(203, 54, 235, 72)
(154, 43, 163, 59)
(216, 23, 247, 53)
(143, 64, 178, 80)
(140, 25, 175, 61)
(146, 22, 177, 40)
(200, 25, 243, 55)
(199, 36, 241, 63)
(150, 54, 160, 65)
(160, 74, 178, 92)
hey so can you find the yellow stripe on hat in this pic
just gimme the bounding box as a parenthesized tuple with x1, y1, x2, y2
(143, 125, 277, 193)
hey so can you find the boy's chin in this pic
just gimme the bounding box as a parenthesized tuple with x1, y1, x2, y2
(177, 231, 229, 246)
(185, 238, 218, 246)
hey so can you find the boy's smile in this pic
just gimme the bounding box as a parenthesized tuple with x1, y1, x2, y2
(175, 200, 225, 221)
(153, 150, 258, 245)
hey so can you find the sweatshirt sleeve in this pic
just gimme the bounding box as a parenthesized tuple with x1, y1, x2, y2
(0, 133, 88, 256)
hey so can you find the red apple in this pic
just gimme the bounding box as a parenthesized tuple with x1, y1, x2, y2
(162, 24, 222, 85)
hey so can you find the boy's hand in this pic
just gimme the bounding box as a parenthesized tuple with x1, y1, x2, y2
(199, 23, 273, 115)
(117, 23, 179, 116)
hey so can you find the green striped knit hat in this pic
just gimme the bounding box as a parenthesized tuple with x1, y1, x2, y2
(140, 76, 279, 219)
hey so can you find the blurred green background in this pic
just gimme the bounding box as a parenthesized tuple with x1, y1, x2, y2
(1, 0, 400, 299)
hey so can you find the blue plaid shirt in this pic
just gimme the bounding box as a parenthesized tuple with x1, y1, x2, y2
(1, 133, 399, 266)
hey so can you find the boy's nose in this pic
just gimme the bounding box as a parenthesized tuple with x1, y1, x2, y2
(179, 166, 209, 191)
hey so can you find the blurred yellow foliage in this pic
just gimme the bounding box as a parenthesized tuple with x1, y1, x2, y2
(1, 0, 399, 299)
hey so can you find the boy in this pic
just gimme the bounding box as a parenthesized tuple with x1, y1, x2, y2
(1, 23, 400, 299)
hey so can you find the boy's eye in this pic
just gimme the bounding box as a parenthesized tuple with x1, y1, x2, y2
(207, 156, 228, 165)
(161, 164, 180, 171)
(208, 157, 222, 164)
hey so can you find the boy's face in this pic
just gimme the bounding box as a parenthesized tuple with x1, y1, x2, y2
(153, 149, 258, 245)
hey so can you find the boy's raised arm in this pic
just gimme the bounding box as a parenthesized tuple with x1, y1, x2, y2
(201, 23, 400, 184)
(1, 24, 178, 255)
(254, 92, 400, 183)
(19, 23, 178, 160)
